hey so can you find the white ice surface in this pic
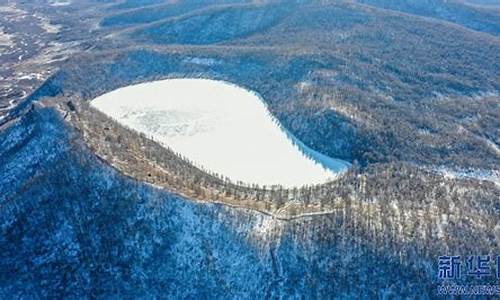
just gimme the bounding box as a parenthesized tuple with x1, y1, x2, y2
(91, 79, 349, 188)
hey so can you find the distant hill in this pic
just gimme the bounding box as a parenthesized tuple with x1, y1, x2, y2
(356, 0, 500, 35)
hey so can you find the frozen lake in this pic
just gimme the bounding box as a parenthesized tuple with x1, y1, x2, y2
(91, 79, 349, 187)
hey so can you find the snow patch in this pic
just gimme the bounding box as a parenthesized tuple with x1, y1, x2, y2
(38, 17, 62, 34)
(435, 166, 500, 187)
(183, 57, 220, 66)
(0, 27, 15, 49)
(49, 0, 72, 6)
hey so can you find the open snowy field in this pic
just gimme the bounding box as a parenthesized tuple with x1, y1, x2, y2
(91, 79, 349, 187)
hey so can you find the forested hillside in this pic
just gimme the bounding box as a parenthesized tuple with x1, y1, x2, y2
(356, 0, 500, 35)
(0, 0, 499, 297)
(1, 105, 498, 298)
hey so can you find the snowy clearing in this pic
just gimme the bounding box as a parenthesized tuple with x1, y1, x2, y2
(91, 79, 349, 187)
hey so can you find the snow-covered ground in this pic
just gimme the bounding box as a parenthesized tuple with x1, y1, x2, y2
(91, 79, 349, 187)
(434, 166, 500, 187)
(49, 0, 72, 6)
